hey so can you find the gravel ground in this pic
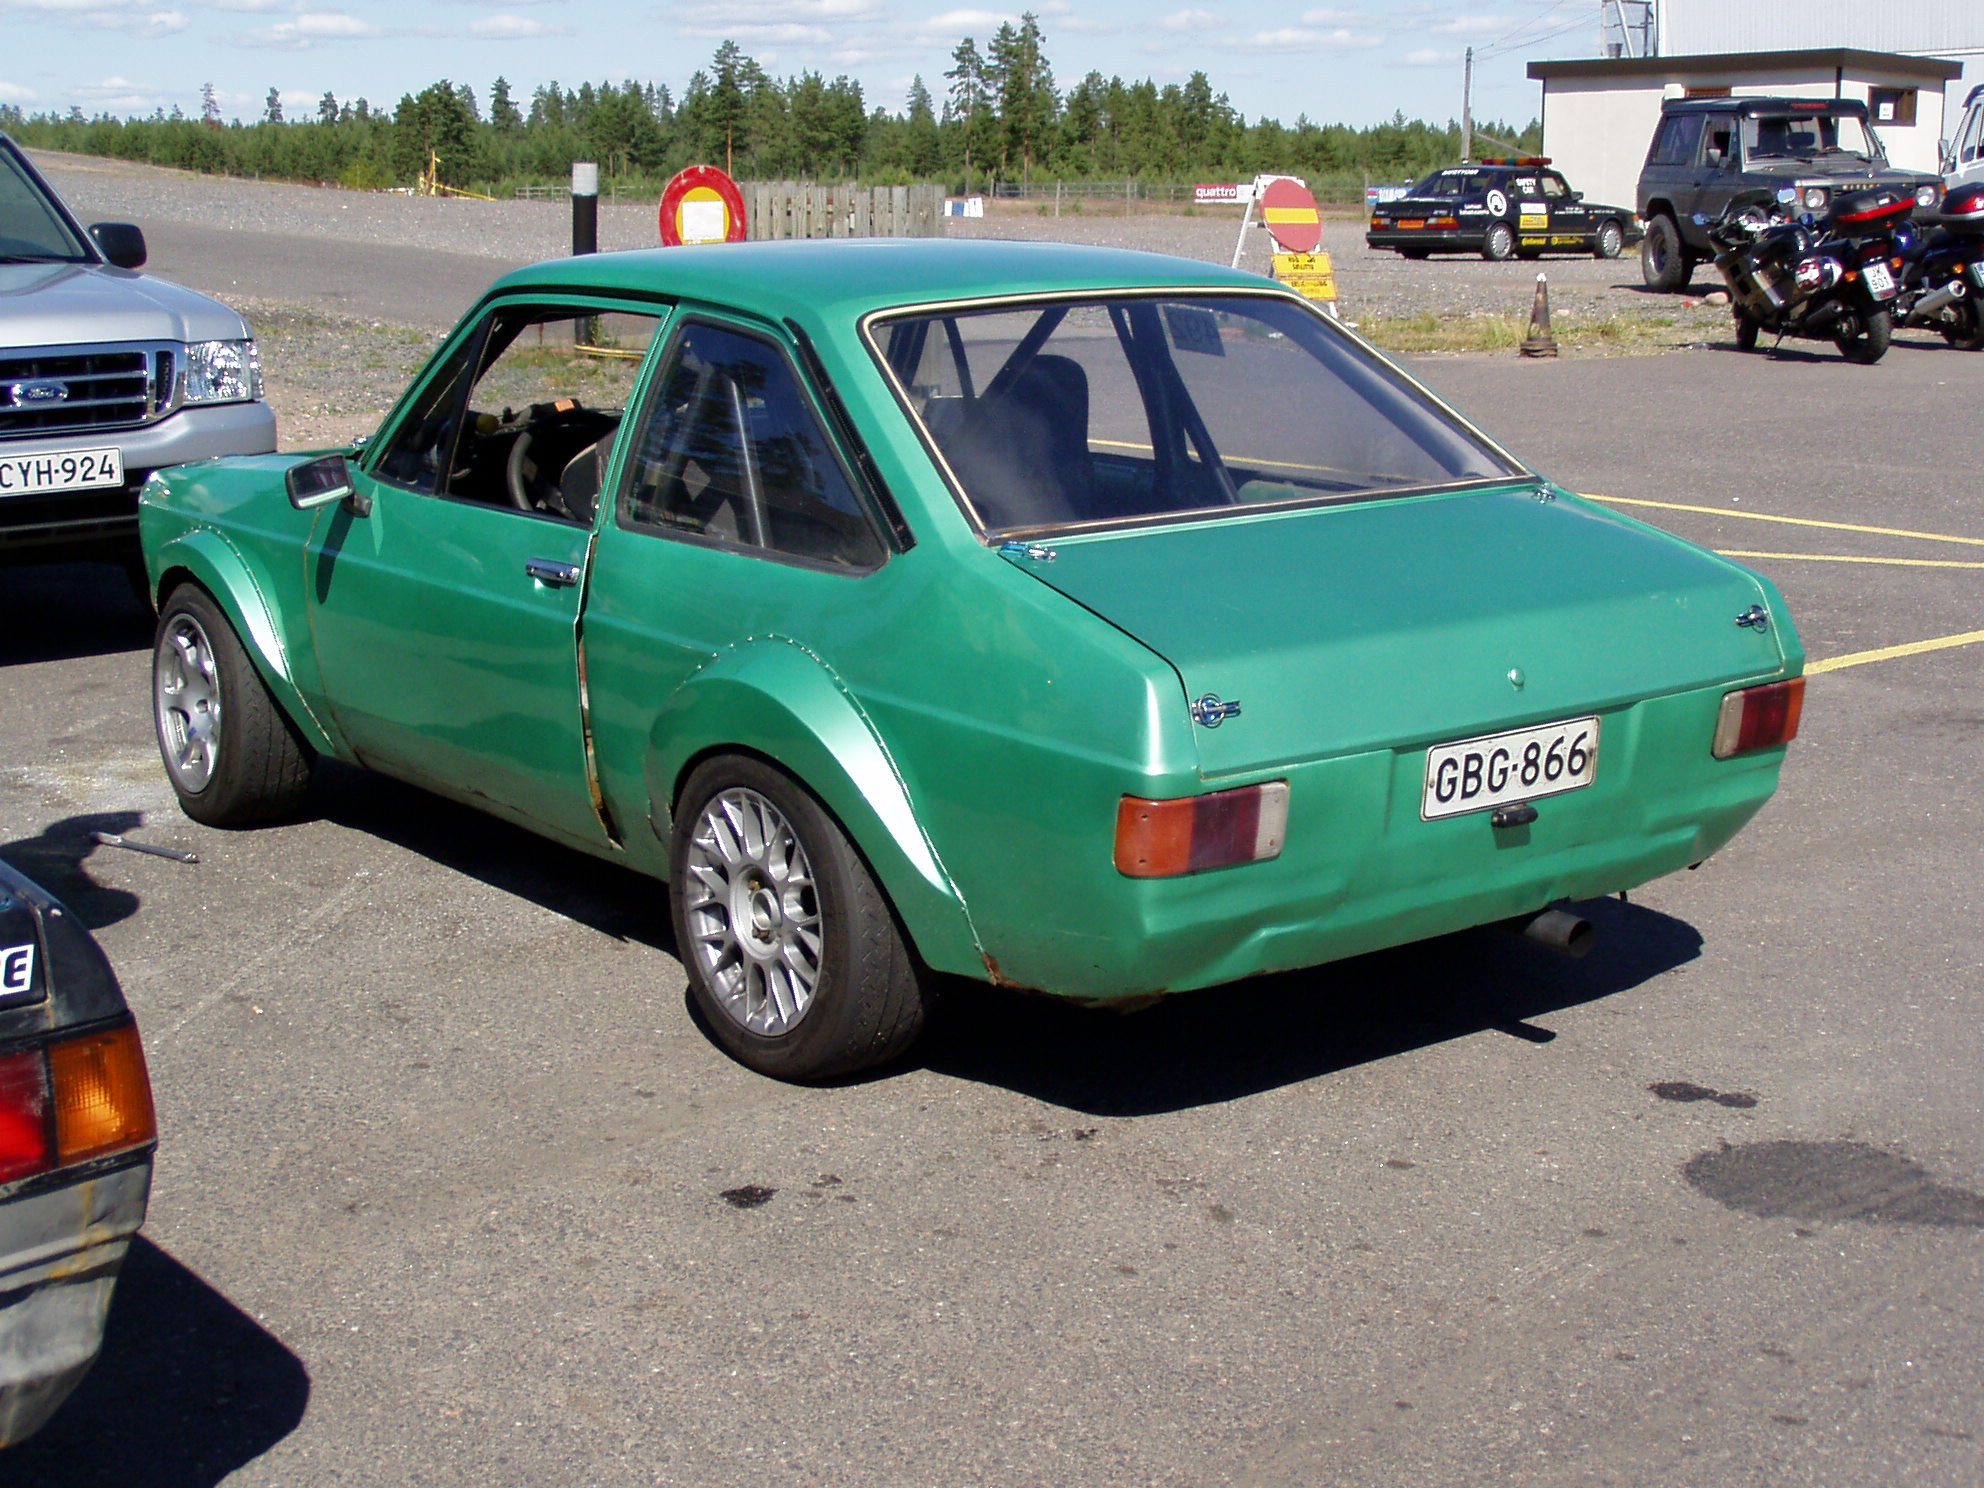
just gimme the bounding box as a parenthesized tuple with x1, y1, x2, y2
(34, 149, 1733, 451)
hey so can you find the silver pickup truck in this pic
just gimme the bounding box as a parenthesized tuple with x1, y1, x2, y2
(1, 133, 275, 567)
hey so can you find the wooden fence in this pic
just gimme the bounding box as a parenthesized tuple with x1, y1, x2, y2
(744, 182, 944, 240)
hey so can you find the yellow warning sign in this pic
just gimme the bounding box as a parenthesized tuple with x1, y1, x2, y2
(1272, 251, 1337, 302)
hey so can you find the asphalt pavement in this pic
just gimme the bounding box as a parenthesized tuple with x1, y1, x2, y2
(0, 179, 1980, 1488)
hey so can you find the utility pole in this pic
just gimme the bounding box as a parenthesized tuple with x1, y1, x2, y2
(1461, 47, 1473, 163)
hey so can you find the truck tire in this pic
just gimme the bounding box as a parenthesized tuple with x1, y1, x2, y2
(1641, 215, 1692, 292)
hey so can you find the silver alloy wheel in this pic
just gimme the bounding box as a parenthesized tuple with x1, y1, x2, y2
(682, 786, 823, 1036)
(155, 611, 222, 792)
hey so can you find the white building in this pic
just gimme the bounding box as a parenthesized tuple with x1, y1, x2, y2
(1651, 0, 1984, 83)
(1528, 47, 1964, 211)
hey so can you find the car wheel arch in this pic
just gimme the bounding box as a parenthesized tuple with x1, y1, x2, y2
(151, 536, 339, 757)
(642, 641, 983, 978)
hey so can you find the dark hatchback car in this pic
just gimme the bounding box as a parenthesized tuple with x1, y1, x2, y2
(0, 858, 155, 1446)
(1367, 159, 1640, 262)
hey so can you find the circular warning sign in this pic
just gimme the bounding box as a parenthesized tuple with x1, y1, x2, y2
(659, 165, 747, 246)
(1260, 176, 1322, 254)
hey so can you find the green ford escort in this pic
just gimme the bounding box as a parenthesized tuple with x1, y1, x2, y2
(139, 239, 1803, 1080)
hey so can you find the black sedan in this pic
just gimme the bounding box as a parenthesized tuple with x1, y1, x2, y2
(1367, 159, 1641, 262)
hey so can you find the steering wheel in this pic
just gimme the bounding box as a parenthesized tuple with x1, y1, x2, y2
(503, 400, 587, 513)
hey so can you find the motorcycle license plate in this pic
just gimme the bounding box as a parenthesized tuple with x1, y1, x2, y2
(1421, 716, 1600, 821)
(1863, 261, 1896, 298)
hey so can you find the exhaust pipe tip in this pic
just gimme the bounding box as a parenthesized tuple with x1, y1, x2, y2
(1500, 906, 1596, 959)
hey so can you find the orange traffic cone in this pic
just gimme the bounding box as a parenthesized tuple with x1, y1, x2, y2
(1520, 272, 1558, 358)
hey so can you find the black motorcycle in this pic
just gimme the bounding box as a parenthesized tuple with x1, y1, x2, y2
(1893, 182, 1984, 351)
(1702, 186, 1915, 364)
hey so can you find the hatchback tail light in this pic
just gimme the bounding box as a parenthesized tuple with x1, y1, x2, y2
(1115, 782, 1289, 877)
(0, 1021, 154, 1186)
(1712, 677, 1805, 759)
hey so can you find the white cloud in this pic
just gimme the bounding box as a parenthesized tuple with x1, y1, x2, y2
(1400, 46, 1456, 65)
(1228, 25, 1383, 51)
(916, 8, 1016, 34)
(1158, 8, 1218, 30)
(468, 13, 573, 36)
(672, 0, 886, 18)
(1429, 12, 1511, 36)
(0, 81, 37, 101)
(236, 8, 380, 44)
(678, 20, 831, 42)
(1298, 5, 1373, 20)
(0, 0, 189, 34)
(199, 0, 297, 12)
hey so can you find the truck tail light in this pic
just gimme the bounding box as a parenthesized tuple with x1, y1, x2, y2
(1115, 782, 1288, 877)
(1712, 677, 1805, 759)
(0, 1021, 155, 1186)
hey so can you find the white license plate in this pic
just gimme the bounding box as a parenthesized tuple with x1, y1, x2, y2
(0, 446, 123, 497)
(1422, 716, 1600, 821)
(1863, 261, 1896, 297)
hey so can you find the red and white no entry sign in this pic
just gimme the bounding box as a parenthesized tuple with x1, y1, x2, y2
(659, 165, 748, 246)
(1260, 177, 1322, 254)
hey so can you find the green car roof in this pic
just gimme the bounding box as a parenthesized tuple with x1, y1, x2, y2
(491, 238, 1278, 323)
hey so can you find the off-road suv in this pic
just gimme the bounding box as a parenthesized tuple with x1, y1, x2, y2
(1637, 96, 1941, 292)
(1, 133, 274, 566)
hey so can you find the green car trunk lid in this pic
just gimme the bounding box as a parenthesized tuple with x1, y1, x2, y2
(1007, 485, 1788, 779)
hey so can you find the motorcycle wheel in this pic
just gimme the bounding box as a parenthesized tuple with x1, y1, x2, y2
(1835, 307, 1892, 365)
(1939, 300, 1984, 351)
(1732, 306, 1762, 351)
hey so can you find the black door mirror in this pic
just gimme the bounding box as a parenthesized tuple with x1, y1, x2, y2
(89, 222, 147, 269)
(286, 454, 368, 514)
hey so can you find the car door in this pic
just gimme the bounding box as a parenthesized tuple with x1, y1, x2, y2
(303, 295, 665, 847)
(1541, 171, 1588, 248)
(578, 314, 892, 851)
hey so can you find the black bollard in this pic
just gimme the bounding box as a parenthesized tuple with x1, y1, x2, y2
(571, 161, 598, 257)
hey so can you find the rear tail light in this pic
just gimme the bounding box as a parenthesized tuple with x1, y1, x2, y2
(0, 1021, 155, 1185)
(1713, 677, 1805, 759)
(1115, 781, 1288, 877)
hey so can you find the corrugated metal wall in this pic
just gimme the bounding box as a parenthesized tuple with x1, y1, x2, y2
(1658, 1, 1980, 56)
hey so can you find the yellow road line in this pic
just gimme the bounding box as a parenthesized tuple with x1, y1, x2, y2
(1586, 494, 1984, 549)
(1808, 629, 1984, 675)
(1718, 549, 1984, 570)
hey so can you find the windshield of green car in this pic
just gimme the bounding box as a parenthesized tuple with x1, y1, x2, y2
(1743, 112, 1884, 163)
(871, 293, 1521, 536)
(0, 143, 92, 263)
(1408, 169, 1497, 199)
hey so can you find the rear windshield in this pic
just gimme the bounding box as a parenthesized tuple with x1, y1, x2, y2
(871, 293, 1519, 536)
(1409, 169, 1497, 199)
(0, 144, 91, 263)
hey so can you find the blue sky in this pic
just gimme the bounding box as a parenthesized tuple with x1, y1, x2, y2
(3, 0, 1602, 131)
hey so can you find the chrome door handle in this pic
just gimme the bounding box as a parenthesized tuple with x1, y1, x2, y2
(524, 558, 582, 587)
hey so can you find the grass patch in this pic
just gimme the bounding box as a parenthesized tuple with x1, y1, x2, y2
(1357, 308, 1718, 355)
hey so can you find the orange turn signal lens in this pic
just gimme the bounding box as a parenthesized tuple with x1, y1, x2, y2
(50, 1022, 155, 1167)
(1114, 782, 1288, 878)
(1712, 677, 1805, 759)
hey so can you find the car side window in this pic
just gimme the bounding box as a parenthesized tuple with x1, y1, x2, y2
(1541, 174, 1568, 199)
(619, 321, 884, 570)
(1648, 114, 1701, 167)
(373, 304, 658, 524)
(1703, 122, 1734, 167)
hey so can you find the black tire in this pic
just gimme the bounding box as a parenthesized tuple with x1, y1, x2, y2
(1641, 215, 1692, 292)
(1835, 307, 1892, 364)
(1593, 220, 1625, 260)
(671, 755, 927, 1082)
(1481, 223, 1515, 262)
(1398, 248, 1430, 260)
(1733, 305, 1762, 351)
(152, 584, 314, 827)
(1938, 298, 1984, 351)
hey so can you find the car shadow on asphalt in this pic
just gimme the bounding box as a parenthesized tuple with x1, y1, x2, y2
(0, 561, 151, 666)
(312, 761, 677, 955)
(0, 1237, 309, 1488)
(918, 895, 1701, 1116)
(0, 811, 146, 930)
